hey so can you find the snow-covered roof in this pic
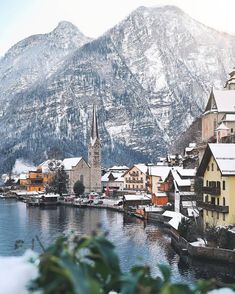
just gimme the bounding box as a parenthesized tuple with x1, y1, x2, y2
(209, 143, 235, 175)
(212, 90, 235, 113)
(19, 174, 27, 180)
(216, 123, 229, 131)
(162, 210, 187, 230)
(135, 164, 148, 174)
(153, 192, 167, 197)
(162, 211, 187, 230)
(149, 166, 171, 181)
(113, 173, 124, 182)
(101, 172, 110, 182)
(171, 169, 191, 187)
(62, 157, 82, 171)
(222, 114, 235, 122)
(177, 168, 196, 177)
(124, 194, 151, 201)
(109, 165, 129, 171)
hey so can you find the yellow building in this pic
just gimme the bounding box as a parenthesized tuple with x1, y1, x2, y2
(197, 143, 235, 227)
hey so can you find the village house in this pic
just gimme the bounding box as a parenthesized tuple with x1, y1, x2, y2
(101, 171, 125, 194)
(122, 164, 147, 191)
(162, 167, 197, 217)
(146, 166, 171, 206)
(197, 143, 235, 227)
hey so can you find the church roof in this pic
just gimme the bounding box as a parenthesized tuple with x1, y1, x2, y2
(204, 89, 235, 113)
(63, 157, 82, 171)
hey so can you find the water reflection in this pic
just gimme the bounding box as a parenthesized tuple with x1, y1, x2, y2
(0, 199, 234, 283)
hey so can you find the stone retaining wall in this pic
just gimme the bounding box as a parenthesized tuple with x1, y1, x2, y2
(171, 231, 235, 264)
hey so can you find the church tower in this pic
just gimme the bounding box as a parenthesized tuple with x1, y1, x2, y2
(88, 104, 102, 192)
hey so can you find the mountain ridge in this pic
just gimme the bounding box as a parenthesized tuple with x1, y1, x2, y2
(0, 5, 235, 172)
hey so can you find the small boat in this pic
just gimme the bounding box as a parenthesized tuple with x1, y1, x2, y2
(40, 194, 60, 206)
(26, 196, 41, 207)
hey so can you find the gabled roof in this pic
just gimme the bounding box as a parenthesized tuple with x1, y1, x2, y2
(171, 169, 191, 187)
(204, 89, 235, 113)
(216, 123, 229, 131)
(148, 166, 171, 181)
(62, 157, 82, 171)
(122, 164, 148, 176)
(197, 143, 235, 176)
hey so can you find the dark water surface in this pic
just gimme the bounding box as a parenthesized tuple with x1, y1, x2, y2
(0, 199, 234, 283)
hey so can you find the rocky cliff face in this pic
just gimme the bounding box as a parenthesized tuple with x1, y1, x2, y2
(0, 6, 235, 171)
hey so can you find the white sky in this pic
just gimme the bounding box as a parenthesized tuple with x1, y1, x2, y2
(1, 0, 235, 57)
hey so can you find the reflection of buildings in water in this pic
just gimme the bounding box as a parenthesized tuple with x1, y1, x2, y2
(178, 255, 235, 283)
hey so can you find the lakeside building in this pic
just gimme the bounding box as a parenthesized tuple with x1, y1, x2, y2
(197, 143, 235, 227)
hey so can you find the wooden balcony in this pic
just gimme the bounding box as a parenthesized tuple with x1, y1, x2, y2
(202, 186, 221, 196)
(126, 179, 143, 183)
(197, 201, 229, 213)
(129, 172, 139, 177)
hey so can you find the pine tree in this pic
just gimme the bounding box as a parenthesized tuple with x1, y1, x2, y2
(49, 165, 68, 196)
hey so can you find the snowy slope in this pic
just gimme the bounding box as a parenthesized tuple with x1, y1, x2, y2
(0, 6, 235, 171)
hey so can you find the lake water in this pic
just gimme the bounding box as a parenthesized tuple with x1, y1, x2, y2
(0, 199, 234, 283)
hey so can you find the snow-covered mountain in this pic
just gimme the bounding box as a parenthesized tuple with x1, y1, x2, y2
(0, 6, 235, 171)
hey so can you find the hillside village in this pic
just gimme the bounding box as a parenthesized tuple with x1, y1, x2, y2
(1, 68, 235, 263)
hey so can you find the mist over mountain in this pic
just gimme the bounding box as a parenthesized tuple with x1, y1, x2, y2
(0, 5, 235, 172)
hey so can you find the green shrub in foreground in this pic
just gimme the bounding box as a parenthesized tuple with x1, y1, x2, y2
(29, 232, 235, 294)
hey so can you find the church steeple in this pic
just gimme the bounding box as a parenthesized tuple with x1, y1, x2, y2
(90, 104, 99, 145)
(88, 103, 101, 192)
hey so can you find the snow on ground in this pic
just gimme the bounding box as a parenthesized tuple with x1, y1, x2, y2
(0, 250, 38, 294)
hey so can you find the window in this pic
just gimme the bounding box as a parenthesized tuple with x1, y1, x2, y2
(136, 185, 139, 189)
(80, 175, 84, 183)
(132, 185, 134, 189)
(206, 210, 208, 216)
(217, 212, 219, 220)
(211, 197, 215, 205)
(207, 165, 210, 171)
(206, 180, 209, 186)
(211, 211, 214, 217)
(205, 195, 208, 203)
(141, 185, 143, 189)
(211, 163, 214, 171)
(223, 213, 226, 221)
(223, 181, 226, 190)
(126, 184, 127, 188)
(223, 197, 225, 206)
(231, 128, 234, 133)
(217, 198, 219, 205)
(217, 181, 220, 189)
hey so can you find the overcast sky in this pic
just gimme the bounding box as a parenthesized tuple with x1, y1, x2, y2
(1, 0, 235, 56)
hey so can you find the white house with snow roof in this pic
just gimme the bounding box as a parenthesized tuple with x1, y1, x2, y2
(197, 143, 235, 227)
